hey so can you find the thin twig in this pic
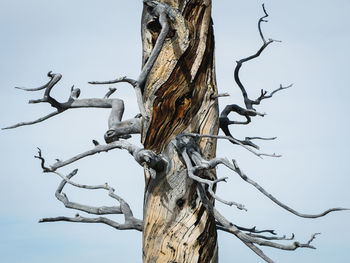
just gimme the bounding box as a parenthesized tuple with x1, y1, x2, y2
(180, 133, 281, 159)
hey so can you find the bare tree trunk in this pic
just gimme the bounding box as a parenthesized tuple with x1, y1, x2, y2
(141, 1, 219, 262)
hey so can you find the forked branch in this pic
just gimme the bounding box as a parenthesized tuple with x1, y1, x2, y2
(3, 72, 141, 142)
(197, 184, 321, 263)
(39, 169, 142, 231)
(234, 4, 281, 111)
(219, 4, 289, 145)
(35, 140, 167, 174)
(175, 130, 347, 262)
(180, 133, 280, 158)
(175, 135, 246, 210)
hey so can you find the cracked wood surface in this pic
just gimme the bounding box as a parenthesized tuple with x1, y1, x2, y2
(141, 1, 219, 262)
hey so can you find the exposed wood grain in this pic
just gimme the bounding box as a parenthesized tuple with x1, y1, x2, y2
(141, 1, 219, 262)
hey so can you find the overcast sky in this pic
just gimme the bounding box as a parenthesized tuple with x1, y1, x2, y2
(1, 1, 350, 262)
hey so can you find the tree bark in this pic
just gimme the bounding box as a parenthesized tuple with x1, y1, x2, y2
(141, 1, 219, 262)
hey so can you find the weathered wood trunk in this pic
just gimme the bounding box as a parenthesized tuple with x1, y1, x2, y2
(141, 1, 219, 262)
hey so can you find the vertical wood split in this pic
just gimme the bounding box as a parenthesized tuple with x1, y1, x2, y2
(141, 1, 219, 262)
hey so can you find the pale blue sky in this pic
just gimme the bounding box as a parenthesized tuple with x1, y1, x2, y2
(1, 1, 349, 262)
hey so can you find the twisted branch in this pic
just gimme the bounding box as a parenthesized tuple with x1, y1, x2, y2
(35, 141, 167, 174)
(38, 161, 143, 230)
(218, 4, 289, 149)
(89, 0, 172, 119)
(3, 73, 141, 142)
(175, 136, 246, 210)
(197, 184, 320, 263)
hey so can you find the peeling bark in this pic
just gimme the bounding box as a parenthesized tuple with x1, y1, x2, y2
(141, 1, 219, 262)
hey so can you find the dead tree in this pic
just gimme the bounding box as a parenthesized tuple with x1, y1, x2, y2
(3, 1, 348, 262)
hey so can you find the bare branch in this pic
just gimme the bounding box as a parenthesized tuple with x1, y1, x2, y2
(137, 6, 169, 90)
(220, 104, 265, 120)
(231, 159, 349, 218)
(175, 136, 246, 210)
(4, 72, 141, 140)
(34, 147, 51, 172)
(36, 141, 167, 173)
(39, 214, 142, 231)
(89, 1, 171, 120)
(254, 84, 292, 105)
(217, 225, 276, 236)
(15, 71, 61, 92)
(54, 169, 122, 215)
(88, 76, 137, 87)
(2, 111, 60, 130)
(220, 224, 277, 235)
(104, 87, 117, 99)
(258, 4, 269, 44)
(217, 5, 289, 153)
(234, 4, 277, 111)
(218, 104, 275, 151)
(216, 4, 280, 141)
(39, 166, 143, 231)
(4, 73, 142, 141)
(218, 224, 293, 241)
(210, 93, 230, 100)
(179, 133, 281, 159)
(245, 136, 277, 141)
(246, 233, 294, 241)
(243, 242, 275, 263)
(184, 151, 244, 209)
(89, 74, 147, 119)
(197, 184, 320, 263)
(191, 152, 349, 218)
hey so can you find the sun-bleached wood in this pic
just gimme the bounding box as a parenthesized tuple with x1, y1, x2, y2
(4, 1, 349, 263)
(140, 1, 219, 262)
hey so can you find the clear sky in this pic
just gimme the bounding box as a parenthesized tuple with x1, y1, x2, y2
(1, 1, 349, 262)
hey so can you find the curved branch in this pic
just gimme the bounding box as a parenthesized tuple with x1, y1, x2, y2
(104, 87, 117, 99)
(234, 4, 278, 110)
(39, 166, 143, 231)
(137, 9, 169, 89)
(258, 4, 269, 43)
(197, 184, 320, 263)
(231, 159, 349, 218)
(4, 73, 141, 141)
(182, 149, 245, 210)
(89, 1, 171, 120)
(35, 141, 167, 173)
(15, 71, 59, 91)
(54, 169, 122, 215)
(2, 111, 60, 130)
(175, 136, 246, 210)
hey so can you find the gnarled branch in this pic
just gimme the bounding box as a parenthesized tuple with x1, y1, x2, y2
(3, 72, 141, 142)
(38, 163, 142, 231)
(35, 141, 167, 174)
(89, 0, 173, 119)
(175, 135, 246, 210)
(218, 4, 289, 149)
(197, 183, 320, 263)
